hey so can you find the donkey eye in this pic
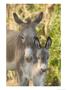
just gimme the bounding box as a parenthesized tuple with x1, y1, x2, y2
(19, 34, 25, 42)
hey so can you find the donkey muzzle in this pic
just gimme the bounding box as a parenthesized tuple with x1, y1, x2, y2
(24, 47, 33, 62)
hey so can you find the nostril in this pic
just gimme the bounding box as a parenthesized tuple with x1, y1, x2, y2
(41, 68, 46, 72)
(41, 68, 44, 72)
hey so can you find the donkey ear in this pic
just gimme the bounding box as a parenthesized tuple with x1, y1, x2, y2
(45, 37, 52, 49)
(34, 37, 41, 48)
(13, 13, 24, 24)
(33, 12, 43, 25)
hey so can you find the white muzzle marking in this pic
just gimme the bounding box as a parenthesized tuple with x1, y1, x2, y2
(24, 48, 33, 57)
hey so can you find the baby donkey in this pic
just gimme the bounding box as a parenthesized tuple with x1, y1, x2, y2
(30, 37, 52, 86)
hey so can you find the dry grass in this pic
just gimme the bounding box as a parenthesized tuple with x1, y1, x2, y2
(6, 71, 33, 86)
(6, 70, 19, 86)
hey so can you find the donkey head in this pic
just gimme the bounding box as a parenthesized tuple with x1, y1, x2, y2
(13, 12, 43, 62)
(36, 37, 52, 74)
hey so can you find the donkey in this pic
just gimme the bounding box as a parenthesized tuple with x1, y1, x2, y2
(6, 12, 43, 85)
(30, 37, 52, 86)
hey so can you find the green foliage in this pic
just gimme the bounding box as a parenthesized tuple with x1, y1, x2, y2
(46, 5, 61, 86)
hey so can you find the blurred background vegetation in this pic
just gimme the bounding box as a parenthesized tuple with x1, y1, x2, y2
(6, 4, 61, 86)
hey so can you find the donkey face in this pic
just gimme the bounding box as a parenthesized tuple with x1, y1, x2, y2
(13, 12, 43, 62)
